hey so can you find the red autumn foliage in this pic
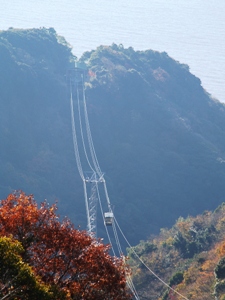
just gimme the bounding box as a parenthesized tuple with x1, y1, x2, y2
(0, 191, 131, 299)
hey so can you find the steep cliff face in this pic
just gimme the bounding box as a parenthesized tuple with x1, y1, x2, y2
(81, 45, 225, 242)
(1, 29, 225, 245)
(0, 28, 77, 213)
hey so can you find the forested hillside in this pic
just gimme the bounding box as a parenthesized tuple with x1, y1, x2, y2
(129, 203, 225, 299)
(1, 28, 225, 246)
(0, 28, 78, 219)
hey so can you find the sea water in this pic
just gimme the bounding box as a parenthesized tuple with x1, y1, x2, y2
(1, 0, 225, 102)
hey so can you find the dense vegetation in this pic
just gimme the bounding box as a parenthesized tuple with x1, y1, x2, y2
(0, 28, 75, 206)
(128, 203, 225, 299)
(81, 44, 225, 243)
(1, 28, 225, 246)
(0, 191, 131, 299)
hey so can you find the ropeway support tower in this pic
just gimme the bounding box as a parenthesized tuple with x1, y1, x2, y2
(68, 61, 113, 237)
(67, 60, 189, 300)
(85, 172, 100, 236)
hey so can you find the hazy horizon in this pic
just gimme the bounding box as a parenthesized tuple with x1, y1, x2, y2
(1, 0, 225, 102)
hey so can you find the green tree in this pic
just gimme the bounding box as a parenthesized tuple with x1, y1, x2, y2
(0, 236, 54, 300)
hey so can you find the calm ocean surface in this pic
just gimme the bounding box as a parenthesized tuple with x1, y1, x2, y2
(1, 0, 225, 102)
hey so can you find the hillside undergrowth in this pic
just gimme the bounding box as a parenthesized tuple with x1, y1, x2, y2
(129, 203, 225, 299)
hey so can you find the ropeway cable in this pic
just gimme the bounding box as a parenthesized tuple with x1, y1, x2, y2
(70, 71, 140, 300)
(98, 183, 139, 299)
(112, 218, 123, 256)
(81, 87, 116, 241)
(108, 212, 139, 299)
(122, 253, 140, 300)
(111, 219, 140, 300)
(82, 75, 102, 176)
(114, 217, 190, 300)
(102, 180, 113, 213)
(126, 274, 140, 300)
(96, 184, 116, 257)
(79, 87, 138, 296)
(80, 76, 113, 215)
(83, 180, 91, 232)
(70, 80, 91, 231)
(75, 78, 105, 233)
(82, 75, 103, 177)
(69, 82, 84, 180)
(76, 81, 96, 174)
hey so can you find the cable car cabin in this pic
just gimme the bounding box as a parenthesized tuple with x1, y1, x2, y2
(104, 212, 114, 226)
(67, 61, 88, 86)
